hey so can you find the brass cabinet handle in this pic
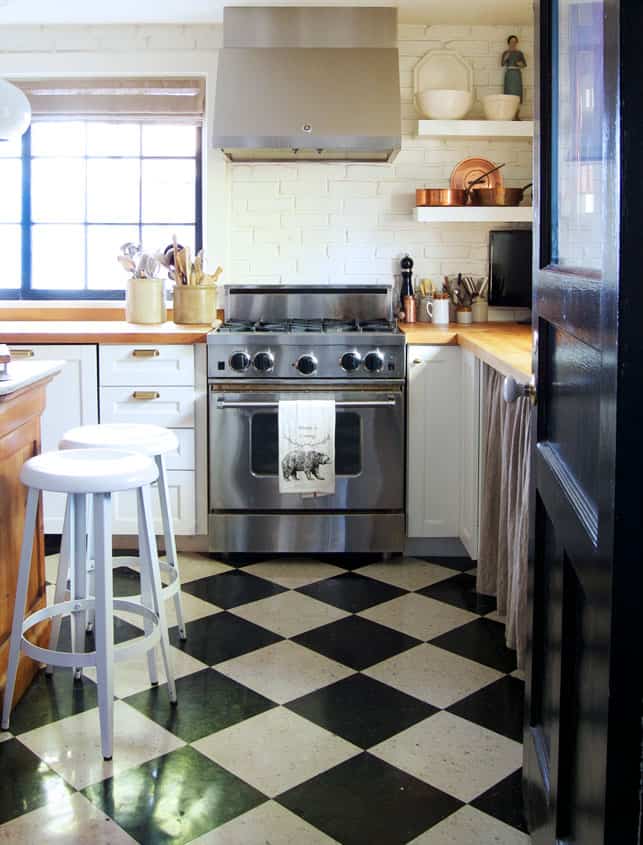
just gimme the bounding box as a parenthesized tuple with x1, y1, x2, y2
(132, 349, 160, 358)
(412, 358, 423, 364)
(132, 391, 160, 400)
(10, 349, 35, 358)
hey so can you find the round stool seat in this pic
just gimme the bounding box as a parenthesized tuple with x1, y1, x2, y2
(60, 423, 178, 458)
(21, 448, 158, 494)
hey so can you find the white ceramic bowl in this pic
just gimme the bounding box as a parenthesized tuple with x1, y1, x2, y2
(482, 94, 520, 121)
(416, 88, 473, 120)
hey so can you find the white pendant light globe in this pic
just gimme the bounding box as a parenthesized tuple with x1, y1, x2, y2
(0, 79, 31, 141)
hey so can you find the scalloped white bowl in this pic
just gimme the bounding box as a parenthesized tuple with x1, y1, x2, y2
(482, 94, 520, 121)
(417, 88, 473, 120)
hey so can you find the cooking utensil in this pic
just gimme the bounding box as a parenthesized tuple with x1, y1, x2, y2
(465, 162, 506, 191)
(416, 187, 467, 207)
(450, 157, 505, 192)
(470, 182, 533, 207)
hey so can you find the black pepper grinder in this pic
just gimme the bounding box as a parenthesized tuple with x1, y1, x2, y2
(400, 254, 414, 311)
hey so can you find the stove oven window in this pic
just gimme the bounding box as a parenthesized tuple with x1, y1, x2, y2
(250, 411, 362, 477)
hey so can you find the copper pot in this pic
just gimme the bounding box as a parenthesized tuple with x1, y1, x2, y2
(470, 183, 533, 207)
(416, 188, 467, 207)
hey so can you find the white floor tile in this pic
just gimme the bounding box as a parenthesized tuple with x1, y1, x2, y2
(230, 591, 348, 638)
(214, 640, 354, 704)
(409, 806, 529, 844)
(172, 553, 232, 584)
(84, 645, 208, 698)
(359, 593, 477, 641)
(372, 711, 522, 803)
(364, 644, 502, 708)
(18, 700, 185, 790)
(486, 610, 507, 624)
(191, 801, 339, 844)
(242, 559, 346, 589)
(194, 708, 359, 798)
(0, 732, 12, 743)
(355, 559, 460, 591)
(0, 792, 136, 844)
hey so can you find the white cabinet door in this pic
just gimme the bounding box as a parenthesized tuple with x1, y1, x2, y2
(111, 470, 196, 535)
(406, 345, 461, 538)
(8, 344, 98, 532)
(459, 349, 481, 559)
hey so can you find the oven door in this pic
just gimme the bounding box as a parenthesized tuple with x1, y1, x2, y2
(209, 382, 404, 512)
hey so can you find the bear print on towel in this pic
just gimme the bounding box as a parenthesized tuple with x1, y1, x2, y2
(282, 449, 331, 482)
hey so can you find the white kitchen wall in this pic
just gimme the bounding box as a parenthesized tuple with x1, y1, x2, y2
(229, 23, 534, 287)
(0, 20, 533, 294)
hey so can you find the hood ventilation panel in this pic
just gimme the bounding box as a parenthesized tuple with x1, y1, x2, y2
(212, 7, 401, 164)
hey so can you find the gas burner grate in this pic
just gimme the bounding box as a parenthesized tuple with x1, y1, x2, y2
(288, 319, 324, 333)
(323, 319, 360, 333)
(255, 321, 290, 333)
(219, 320, 256, 333)
(359, 319, 398, 333)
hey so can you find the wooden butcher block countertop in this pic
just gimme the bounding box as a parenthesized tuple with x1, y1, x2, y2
(0, 321, 214, 344)
(401, 322, 533, 383)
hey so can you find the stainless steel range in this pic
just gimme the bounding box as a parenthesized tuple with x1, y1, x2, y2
(207, 285, 406, 554)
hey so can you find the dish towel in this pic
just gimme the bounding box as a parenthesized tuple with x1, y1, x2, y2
(278, 399, 336, 496)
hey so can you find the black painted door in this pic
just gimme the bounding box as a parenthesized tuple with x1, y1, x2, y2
(524, 1, 643, 842)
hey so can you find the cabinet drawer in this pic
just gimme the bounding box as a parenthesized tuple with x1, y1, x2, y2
(111, 470, 195, 535)
(100, 387, 195, 428)
(99, 344, 194, 387)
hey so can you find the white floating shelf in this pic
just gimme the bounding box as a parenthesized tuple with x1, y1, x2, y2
(414, 206, 533, 223)
(417, 119, 534, 139)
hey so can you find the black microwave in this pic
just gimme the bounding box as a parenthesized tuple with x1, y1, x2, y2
(488, 229, 533, 308)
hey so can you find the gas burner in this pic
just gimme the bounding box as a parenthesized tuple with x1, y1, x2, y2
(323, 319, 360, 333)
(219, 319, 256, 333)
(359, 319, 397, 333)
(288, 319, 323, 333)
(255, 321, 289, 333)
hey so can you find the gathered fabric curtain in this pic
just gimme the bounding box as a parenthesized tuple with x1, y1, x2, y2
(477, 365, 533, 668)
(13, 77, 205, 123)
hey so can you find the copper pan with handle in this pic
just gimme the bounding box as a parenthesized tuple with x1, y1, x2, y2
(416, 163, 507, 207)
(470, 182, 533, 207)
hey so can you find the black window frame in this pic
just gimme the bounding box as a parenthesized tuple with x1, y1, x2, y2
(1, 121, 203, 300)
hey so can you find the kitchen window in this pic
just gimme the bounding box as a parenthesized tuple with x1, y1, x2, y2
(0, 78, 204, 299)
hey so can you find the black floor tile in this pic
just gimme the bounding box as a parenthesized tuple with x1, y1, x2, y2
(419, 573, 497, 614)
(8, 668, 97, 736)
(293, 615, 419, 671)
(112, 565, 143, 597)
(83, 745, 266, 845)
(0, 739, 72, 824)
(297, 572, 405, 613)
(169, 612, 281, 666)
(448, 676, 525, 742)
(419, 555, 476, 572)
(287, 674, 437, 749)
(182, 569, 287, 609)
(278, 752, 462, 845)
(430, 618, 518, 673)
(470, 768, 527, 833)
(124, 668, 277, 743)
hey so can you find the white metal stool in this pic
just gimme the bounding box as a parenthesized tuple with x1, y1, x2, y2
(51, 423, 186, 644)
(1, 448, 177, 761)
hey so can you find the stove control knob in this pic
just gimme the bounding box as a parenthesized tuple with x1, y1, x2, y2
(340, 351, 362, 372)
(295, 354, 318, 375)
(229, 351, 251, 372)
(253, 351, 274, 373)
(364, 351, 384, 373)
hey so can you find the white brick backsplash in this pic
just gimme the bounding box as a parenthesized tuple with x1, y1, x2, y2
(220, 21, 535, 286)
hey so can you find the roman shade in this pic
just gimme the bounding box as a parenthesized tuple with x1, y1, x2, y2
(13, 78, 205, 122)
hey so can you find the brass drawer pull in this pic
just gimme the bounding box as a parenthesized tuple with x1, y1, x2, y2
(10, 349, 35, 358)
(132, 391, 160, 400)
(132, 349, 160, 358)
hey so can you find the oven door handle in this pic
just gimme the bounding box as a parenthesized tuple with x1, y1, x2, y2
(214, 399, 398, 409)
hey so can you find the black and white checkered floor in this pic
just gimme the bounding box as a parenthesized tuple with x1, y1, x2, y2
(0, 553, 528, 844)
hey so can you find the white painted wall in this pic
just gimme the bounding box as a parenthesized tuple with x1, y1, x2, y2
(0, 20, 533, 295)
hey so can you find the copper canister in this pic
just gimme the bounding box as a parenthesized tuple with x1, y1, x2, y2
(403, 295, 416, 324)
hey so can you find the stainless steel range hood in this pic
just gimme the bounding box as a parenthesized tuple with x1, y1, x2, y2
(211, 7, 401, 163)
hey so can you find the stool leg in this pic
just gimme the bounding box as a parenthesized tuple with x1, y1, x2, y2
(46, 495, 73, 675)
(93, 492, 114, 761)
(86, 495, 95, 634)
(137, 493, 159, 686)
(155, 454, 186, 640)
(1, 487, 40, 730)
(70, 493, 88, 681)
(138, 485, 177, 704)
